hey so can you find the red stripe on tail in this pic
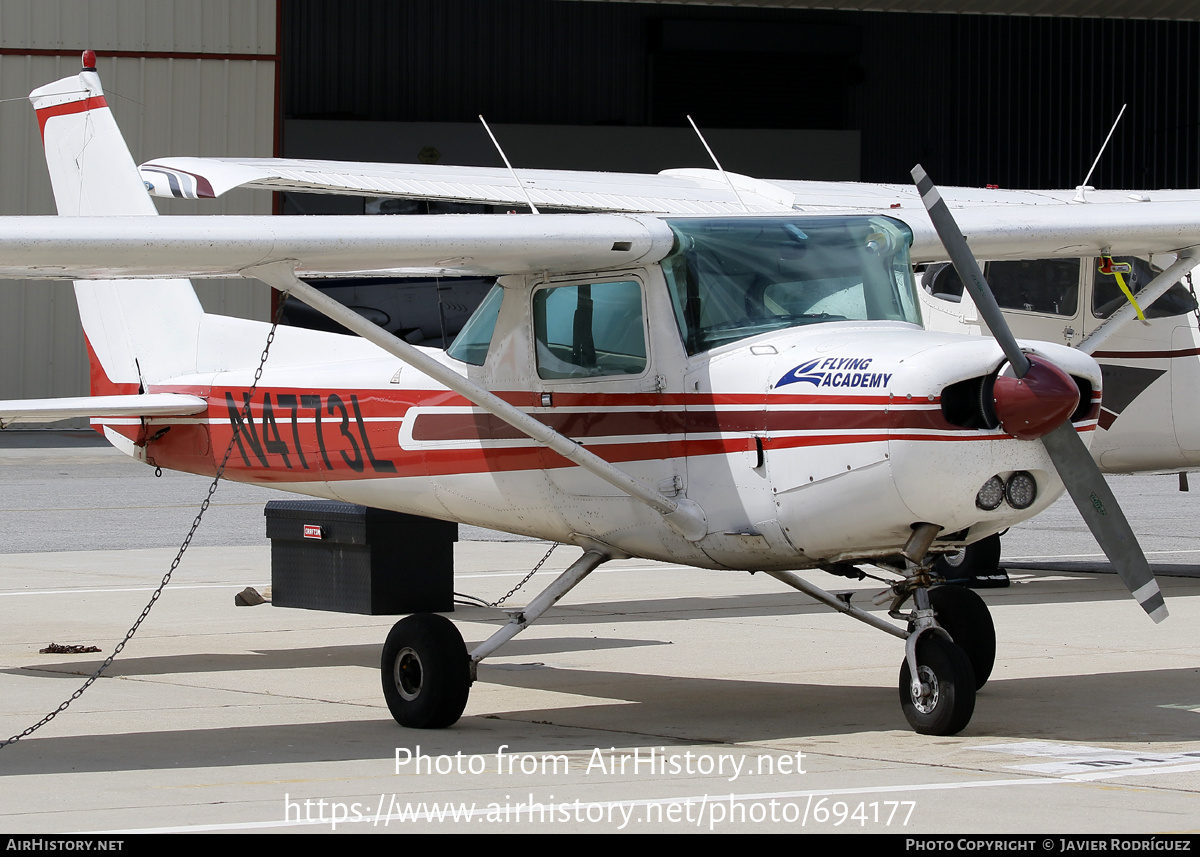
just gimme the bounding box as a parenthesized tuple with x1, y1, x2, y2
(36, 96, 108, 139)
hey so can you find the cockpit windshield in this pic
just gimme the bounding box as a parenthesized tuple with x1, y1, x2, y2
(662, 216, 920, 354)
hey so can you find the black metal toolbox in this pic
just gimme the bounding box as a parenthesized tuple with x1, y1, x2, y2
(264, 500, 456, 614)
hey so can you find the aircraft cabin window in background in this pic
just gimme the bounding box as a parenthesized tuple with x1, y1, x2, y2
(1092, 256, 1198, 319)
(921, 262, 965, 302)
(446, 283, 505, 365)
(985, 259, 1080, 316)
(533, 280, 648, 380)
(662, 216, 920, 355)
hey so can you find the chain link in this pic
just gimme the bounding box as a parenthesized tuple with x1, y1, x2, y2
(1186, 270, 1200, 330)
(489, 542, 558, 608)
(0, 292, 290, 749)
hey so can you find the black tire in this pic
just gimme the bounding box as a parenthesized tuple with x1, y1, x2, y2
(934, 533, 1002, 579)
(898, 634, 976, 736)
(381, 614, 471, 729)
(928, 585, 996, 689)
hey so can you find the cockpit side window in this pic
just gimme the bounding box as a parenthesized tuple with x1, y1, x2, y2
(533, 280, 647, 380)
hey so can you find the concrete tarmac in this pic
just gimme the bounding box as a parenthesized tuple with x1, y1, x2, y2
(1, 433, 1198, 834)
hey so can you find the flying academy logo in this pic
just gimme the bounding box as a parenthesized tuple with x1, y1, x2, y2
(775, 357, 894, 390)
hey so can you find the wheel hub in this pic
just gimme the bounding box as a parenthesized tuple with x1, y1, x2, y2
(941, 549, 966, 569)
(911, 665, 939, 714)
(395, 646, 423, 700)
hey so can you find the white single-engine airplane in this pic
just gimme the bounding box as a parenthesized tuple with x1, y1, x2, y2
(0, 55, 1190, 736)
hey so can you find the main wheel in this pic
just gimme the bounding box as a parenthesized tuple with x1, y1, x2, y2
(927, 585, 996, 689)
(381, 613, 471, 729)
(899, 634, 976, 736)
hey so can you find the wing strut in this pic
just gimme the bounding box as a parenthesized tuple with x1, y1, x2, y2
(243, 261, 709, 543)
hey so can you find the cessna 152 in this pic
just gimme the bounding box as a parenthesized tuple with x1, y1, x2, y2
(0, 55, 1191, 736)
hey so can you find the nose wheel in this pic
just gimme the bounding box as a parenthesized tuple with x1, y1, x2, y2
(899, 633, 976, 735)
(381, 613, 471, 729)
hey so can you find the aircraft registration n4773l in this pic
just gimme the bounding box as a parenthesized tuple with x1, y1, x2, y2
(0, 54, 1190, 736)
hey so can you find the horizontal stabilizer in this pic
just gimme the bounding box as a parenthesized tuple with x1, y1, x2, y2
(0, 394, 207, 427)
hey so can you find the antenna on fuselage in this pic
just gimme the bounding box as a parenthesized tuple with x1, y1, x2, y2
(479, 115, 540, 214)
(686, 115, 750, 213)
(1074, 103, 1127, 203)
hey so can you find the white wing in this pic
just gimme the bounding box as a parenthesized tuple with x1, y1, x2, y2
(3, 202, 1200, 282)
(139, 157, 796, 214)
(0, 213, 677, 279)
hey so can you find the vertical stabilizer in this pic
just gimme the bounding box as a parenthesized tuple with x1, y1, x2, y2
(30, 53, 203, 389)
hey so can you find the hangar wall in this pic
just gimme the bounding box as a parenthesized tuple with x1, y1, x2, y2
(0, 0, 277, 417)
(284, 0, 1200, 189)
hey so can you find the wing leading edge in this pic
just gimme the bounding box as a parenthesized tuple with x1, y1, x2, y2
(2, 203, 1200, 283)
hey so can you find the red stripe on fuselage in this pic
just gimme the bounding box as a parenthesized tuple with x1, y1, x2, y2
(1092, 346, 1200, 360)
(36, 96, 108, 139)
(408, 404, 959, 442)
(120, 384, 1083, 484)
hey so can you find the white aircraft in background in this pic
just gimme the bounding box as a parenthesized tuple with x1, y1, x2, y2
(0, 54, 1191, 737)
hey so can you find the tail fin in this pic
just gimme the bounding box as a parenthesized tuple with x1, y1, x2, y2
(30, 54, 203, 391)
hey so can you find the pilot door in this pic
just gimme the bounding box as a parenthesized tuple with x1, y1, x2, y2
(528, 274, 686, 524)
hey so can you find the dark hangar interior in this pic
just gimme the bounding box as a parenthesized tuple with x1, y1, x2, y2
(282, 0, 1200, 191)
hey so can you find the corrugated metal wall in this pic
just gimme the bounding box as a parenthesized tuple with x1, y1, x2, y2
(286, 0, 650, 126)
(0, 1, 276, 416)
(857, 14, 1200, 189)
(0, 0, 274, 54)
(285, 1, 1200, 189)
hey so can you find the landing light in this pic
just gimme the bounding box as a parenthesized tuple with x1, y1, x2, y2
(1005, 471, 1037, 510)
(976, 476, 1005, 511)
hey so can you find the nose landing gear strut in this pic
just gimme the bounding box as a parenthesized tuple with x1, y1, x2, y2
(765, 521, 994, 736)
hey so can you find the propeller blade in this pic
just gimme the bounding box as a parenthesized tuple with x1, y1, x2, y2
(1041, 423, 1167, 622)
(910, 163, 1167, 623)
(911, 165, 1030, 378)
